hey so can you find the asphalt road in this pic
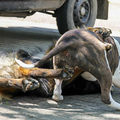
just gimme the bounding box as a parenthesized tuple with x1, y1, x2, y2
(0, 1, 120, 120)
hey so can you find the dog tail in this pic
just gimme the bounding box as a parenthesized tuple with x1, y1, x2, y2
(15, 40, 73, 69)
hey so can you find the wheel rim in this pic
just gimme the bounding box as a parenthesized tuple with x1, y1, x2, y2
(73, 0, 91, 27)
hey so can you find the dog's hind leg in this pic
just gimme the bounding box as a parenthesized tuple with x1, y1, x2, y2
(97, 50, 120, 110)
(100, 76, 120, 110)
(95, 68, 120, 110)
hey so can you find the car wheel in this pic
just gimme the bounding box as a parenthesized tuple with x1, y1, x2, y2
(55, 0, 97, 34)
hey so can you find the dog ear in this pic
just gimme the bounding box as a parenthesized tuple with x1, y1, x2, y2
(104, 42, 112, 51)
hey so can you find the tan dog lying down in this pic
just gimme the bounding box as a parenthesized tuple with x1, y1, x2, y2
(0, 49, 66, 100)
(16, 27, 120, 110)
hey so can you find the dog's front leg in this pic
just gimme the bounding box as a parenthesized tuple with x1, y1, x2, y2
(0, 78, 39, 92)
(0, 78, 25, 88)
(52, 55, 64, 101)
(52, 79, 63, 101)
(20, 67, 63, 79)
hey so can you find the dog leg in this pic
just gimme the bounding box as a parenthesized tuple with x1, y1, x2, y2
(0, 78, 24, 88)
(22, 78, 40, 92)
(98, 75, 112, 104)
(98, 50, 120, 110)
(52, 55, 64, 101)
(20, 67, 63, 79)
(96, 71, 120, 110)
(52, 79, 63, 101)
(0, 78, 39, 92)
(99, 78, 120, 110)
(0, 78, 39, 101)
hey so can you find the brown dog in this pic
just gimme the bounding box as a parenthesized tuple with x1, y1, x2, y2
(16, 27, 120, 110)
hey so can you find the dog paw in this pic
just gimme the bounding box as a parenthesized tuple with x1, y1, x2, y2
(22, 78, 40, 92)
(103, 28, 112, 38)
(52, 94, 63, 101)
(62, 67, 74, 80)
(95, 28, 112, 38)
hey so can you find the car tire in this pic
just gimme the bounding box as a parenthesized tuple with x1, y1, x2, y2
(55, 0, 97, 34)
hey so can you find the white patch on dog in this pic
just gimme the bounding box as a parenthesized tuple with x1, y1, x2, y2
(104, 50, 111, 70)
(109, 92, 120, 110)
(81, 72, 97, 81)
(52, 79, 63, 101)
(15, 58, 35, 69)
(112, 38, 120, 88)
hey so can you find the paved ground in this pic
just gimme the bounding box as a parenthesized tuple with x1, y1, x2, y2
(0, 1, 120, 120)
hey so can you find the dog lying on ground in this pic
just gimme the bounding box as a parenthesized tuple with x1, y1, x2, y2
(0, 44, 101, 100)
(16, 27, 120, 110)
(0, 49, 66, 100)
